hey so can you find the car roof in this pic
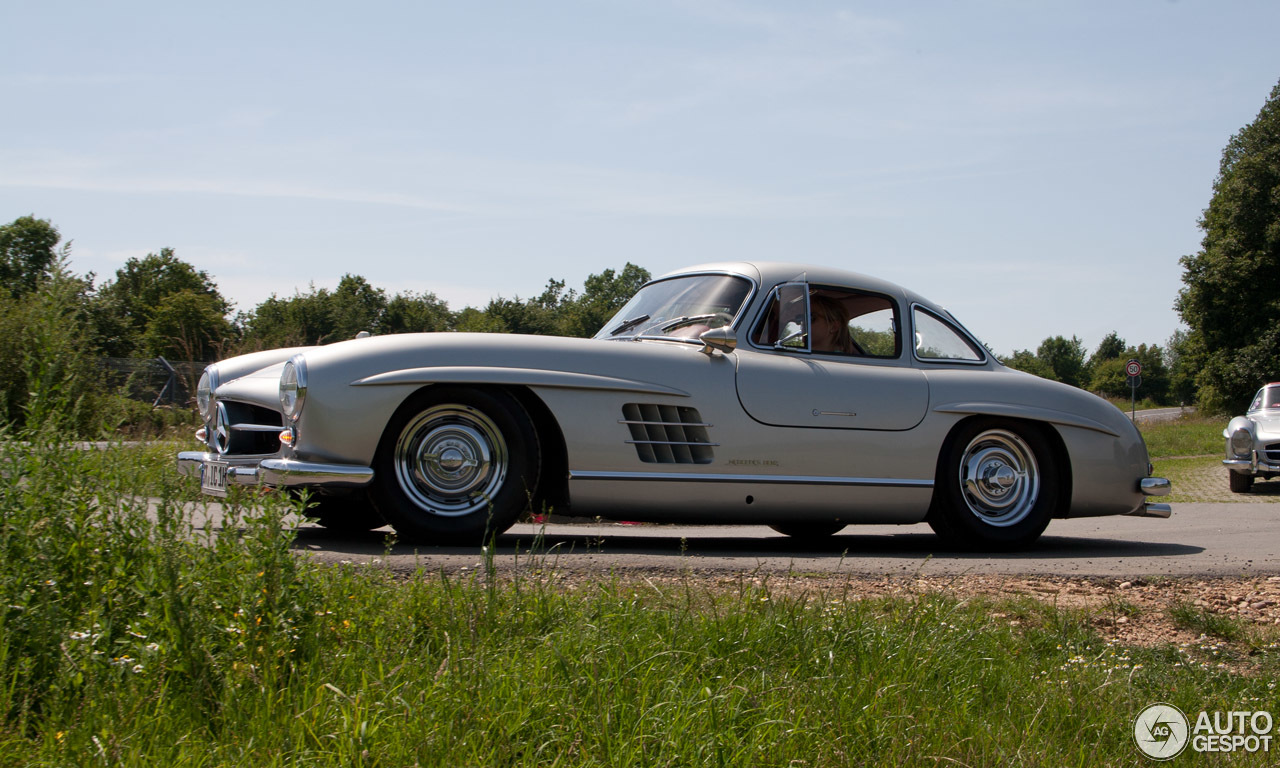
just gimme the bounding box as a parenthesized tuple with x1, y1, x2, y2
(657, 260, 949, 317)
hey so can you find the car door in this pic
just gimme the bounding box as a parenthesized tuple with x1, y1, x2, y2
(735, 281, 929, 431)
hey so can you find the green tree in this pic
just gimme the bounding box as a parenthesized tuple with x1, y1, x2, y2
(1164, 329, 1200, 406)
(1176, 77, 1280, 413)
(1088, 343, 1169, 403)
(95, 248, 231, 357)
(1001, 349, 1055, 379)
(329, 274, 387, 340)
(560, 263, 651, 337)
(453, 305, 507, 333)
(142, 291, 236, 361)
(380, 291, 454, 334)
(1088, 331, 1126, 367)
(239, 286, 335, 349)
(0, 215, 63, 298)
(0, 259, 102, 431)
(1035, 335, 1087, 387)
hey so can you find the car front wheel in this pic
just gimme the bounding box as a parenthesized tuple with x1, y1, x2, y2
(926, 419, 1059, 550)
(1228, 470, 1254, 494)
(370, 387, 540, 545)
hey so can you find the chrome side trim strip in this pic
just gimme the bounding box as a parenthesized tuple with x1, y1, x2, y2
(618, 419, 714, 428)
(570, 469, 933, 488)
(352, 366, 690, 397)
(625, 440, 722, 447)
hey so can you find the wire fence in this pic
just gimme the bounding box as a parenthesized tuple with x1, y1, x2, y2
(101, 357, 205, 408)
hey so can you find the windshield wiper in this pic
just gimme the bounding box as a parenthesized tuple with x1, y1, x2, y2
(659, 314, 720, 332)
(608, 314, 651, 336)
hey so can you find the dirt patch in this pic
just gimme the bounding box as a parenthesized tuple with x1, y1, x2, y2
(527, 568, 1280, 657)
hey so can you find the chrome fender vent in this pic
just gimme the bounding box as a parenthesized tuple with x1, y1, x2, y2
(620, 404, 717, 465)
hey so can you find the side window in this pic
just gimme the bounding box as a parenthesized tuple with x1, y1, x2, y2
(751, 283, 810, 350)
(912, 307, 984, 362)
(752, 283, 900, 358)
(849, 306, 897, 357)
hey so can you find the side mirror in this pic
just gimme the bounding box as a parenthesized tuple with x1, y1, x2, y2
(699, 326, 737, 356)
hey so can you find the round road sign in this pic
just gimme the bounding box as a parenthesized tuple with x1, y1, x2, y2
(1125, 359, 1142, 377)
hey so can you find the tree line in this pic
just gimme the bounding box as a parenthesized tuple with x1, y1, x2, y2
(999, 332, 1191, 407)
(0, 215, 650, 431)
(2, 76, 1277, 432)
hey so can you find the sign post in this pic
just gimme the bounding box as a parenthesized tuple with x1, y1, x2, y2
(1126, 359, 1142, 420)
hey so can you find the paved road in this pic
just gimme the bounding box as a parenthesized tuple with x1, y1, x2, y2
(1131, 406, 1196, 423)
(287, 502, 1279, 579)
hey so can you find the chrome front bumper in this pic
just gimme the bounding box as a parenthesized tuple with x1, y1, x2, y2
(177, 451, 374, 491)
(1224, 457, 1280, 474)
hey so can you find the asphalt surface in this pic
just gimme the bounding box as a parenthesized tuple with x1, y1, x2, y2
(284, 501, 1279, 579)
(1130, 406, 1196, 423)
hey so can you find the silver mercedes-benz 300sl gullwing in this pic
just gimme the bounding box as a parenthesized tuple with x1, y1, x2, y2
(178, 261, 1171, 549)
(1224, 382, 1280, 493)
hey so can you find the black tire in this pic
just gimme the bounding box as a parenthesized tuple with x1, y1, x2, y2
(294, 491, 386, 533)
(1228, 470, 1254, 494)
(769, 522, 846, 539)
(369, 387, 540, 545)
(926, 419, 1059, 550)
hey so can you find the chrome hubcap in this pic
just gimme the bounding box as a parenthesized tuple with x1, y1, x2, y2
(394, 405, 507, 517)
(959, 429, 1039, 527)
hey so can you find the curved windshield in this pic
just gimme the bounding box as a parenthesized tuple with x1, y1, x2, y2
(1250, 385, 1280, 413)
(594, 274, 753, 341)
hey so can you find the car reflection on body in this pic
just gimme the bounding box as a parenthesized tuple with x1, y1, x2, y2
(178, 261, 1171, 550)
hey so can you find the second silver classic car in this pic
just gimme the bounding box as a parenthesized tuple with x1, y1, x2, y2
(178, 262, 1171, 549)
(1224, 382, 1280, 493)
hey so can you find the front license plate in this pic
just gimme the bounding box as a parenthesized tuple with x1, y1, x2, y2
(201, 460, 229, 497)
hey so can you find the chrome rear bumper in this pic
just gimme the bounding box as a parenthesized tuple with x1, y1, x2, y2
(1126, 476, 1172, 518)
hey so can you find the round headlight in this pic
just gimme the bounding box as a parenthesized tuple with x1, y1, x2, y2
(196, 366, 219, 420)
(279, 355, 307, 422)
(1230, 427, 1254, 458)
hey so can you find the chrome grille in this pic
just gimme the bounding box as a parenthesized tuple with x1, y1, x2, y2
(621, 404, 716, 464)
(211, 400, 284, 456)
(1263, 443, 1280, 464)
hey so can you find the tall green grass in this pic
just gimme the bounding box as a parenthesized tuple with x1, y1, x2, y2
(0, 432, 313, 763)
(1139, 417, 1223, 459)
(2, 434, 1278, 767)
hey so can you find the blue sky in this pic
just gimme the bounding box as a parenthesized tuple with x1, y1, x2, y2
(3, 1, 1278, 355)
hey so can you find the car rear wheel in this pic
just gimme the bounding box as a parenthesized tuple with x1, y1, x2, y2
(1228, 470, 1254, 494)
(370, 387, 540, 545)
(926, 419, 1059, 550)
(769, 522, 846, 539)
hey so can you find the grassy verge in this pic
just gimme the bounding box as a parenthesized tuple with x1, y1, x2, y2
(1139, 416, 1224, 460)
(2, 436, 1279, 765)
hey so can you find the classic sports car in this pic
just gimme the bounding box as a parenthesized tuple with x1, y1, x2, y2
(1224, 382, 1280, 493)
(178, 261, 1171, 549)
